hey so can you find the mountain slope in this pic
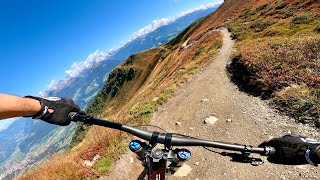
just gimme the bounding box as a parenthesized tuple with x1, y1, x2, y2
(110, 6, 219, 61)
(225, 0, 319, 126)
(20, 0, 319, 179)
(19, 10, 223, 179)
(0, 6, 220, 179)
(105, 27, 320, 180)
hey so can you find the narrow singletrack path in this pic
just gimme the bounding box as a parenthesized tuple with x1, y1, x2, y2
(104, 28, 320, 180)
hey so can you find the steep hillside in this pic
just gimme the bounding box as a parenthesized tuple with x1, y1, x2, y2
(19, 13, 223, 179)
(0, 6, 219, 179)
(161, 0, 319, 126)
(225, 0, 319, 126)
(19, 0, 319, 179)
(110, 5, 219, 61)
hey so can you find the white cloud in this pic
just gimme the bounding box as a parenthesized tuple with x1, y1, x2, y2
(47, 80, 57, 91)
(63, 2, 222, 78)
(178, 1, 223, 17)
(129, 18, 172, 41)
(128, 1, 222, 42)
(38, 91, 46, 97)
(0, 118, 18, 132)
(65, 50, 110, 78)
(39, 1, 223, 95)
(38, 80, 58, 96)
(38, 50, 112, 96)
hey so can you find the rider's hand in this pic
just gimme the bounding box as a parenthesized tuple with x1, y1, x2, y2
(259, 135, 320, 166)
(24, 96, 81, 126)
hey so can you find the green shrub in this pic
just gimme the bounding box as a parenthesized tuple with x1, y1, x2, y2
(292, 13, 314, 24)
(86, 67, 136, 116)
(250, 21, 273, 32)
(95, 157, 112, 173)
(129, 101, 157, 120)
(157, 88, 175, 105)
(227, 20, 247, 40)
(315, 24, 320, 33)
(194, 47, 205, 57)
(192, 47, 205, 60)
(274, 85, 320, 127)
(256, 4, 268, 11)
(240, 9, 252, 18)
(276, 2, 288, 9)
(279, 3, 308, 18)
(209, 42, 222, 51)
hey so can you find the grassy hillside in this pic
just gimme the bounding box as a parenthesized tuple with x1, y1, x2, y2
(225, 0, 319, 126)
(19, 0, 319, 178)
(19, 14, 223, 179)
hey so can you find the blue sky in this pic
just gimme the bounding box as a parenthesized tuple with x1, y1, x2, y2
(0, 0, 222, 129)
(0, 0, 222, 95)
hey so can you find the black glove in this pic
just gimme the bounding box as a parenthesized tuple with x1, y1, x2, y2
(259, 135, 320, 166)
(25, 96, 81, 126)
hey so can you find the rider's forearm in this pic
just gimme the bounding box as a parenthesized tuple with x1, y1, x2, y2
(0, 94, 41, 119)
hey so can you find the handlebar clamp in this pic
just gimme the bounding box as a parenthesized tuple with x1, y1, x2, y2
(68, 112, 78, 121)
(263, 146, 276, 156)
(242, 145, 253, 156)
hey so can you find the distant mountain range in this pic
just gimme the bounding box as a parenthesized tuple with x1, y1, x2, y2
(0, 5, 219, 178)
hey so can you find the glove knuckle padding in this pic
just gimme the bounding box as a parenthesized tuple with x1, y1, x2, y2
(43, 97, 79, 126)
(24, 96, 82, 126)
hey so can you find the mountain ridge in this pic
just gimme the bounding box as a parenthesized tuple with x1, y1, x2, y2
(17, 0, 320, 178)
(0, 6, 219, 179)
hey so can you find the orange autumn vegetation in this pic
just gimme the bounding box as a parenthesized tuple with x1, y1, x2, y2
(20, 0, 319, 178)
(226, 0, 319, 126)
(19, 13, 223, 179)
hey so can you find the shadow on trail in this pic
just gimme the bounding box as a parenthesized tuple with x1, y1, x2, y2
(226, 55, 272, 100)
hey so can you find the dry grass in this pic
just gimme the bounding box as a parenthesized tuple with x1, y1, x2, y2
(226, 0, 320, 126)
(238, 37, 320, 91)
(275, 84, 311, 101)
(274, 84, 320, 126)
(19, 152, 86, 180)
(19, 125, 128, 179)
(19, 0, 320, 178)
(19, 14, 224, 179)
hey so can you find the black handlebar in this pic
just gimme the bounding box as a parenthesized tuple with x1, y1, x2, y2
(69, 112, 275, 156)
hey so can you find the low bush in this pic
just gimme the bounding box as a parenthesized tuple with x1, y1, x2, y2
(193, 47, 205, 60)
(227, 20, 247, 40)
(276, 2, 288, 9)
(256, 4, 268, 11)
(129, 101, 158, 120)
(250, 21, 273, 32)
(240, 9, 253, 18)
(291, 13, 314, 24)
(233, 37, 320, 125)
(274, 85, 320, 127)
(315, 23, 320, 33)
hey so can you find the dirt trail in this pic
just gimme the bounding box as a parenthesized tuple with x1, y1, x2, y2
(103, 28, 320, 180)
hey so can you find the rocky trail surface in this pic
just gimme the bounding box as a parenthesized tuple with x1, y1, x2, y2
(103, 28, 320, 180)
